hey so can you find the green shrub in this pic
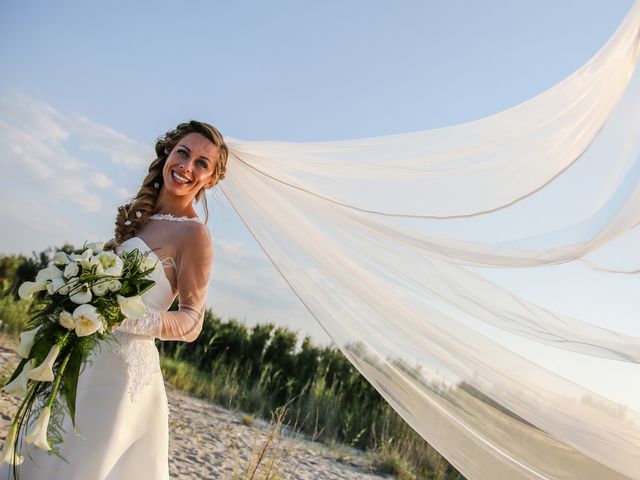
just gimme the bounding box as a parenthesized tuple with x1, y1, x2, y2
(0, 292, 31, 334)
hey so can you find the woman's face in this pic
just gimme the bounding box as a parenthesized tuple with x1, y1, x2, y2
(161, 133, 220, 200)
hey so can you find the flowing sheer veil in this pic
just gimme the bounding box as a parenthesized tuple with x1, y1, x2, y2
(219, 2, 640, 478)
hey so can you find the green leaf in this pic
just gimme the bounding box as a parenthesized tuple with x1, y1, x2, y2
(29, 333, 55, 364)
(137, 279, 156, 295)
(61, 343, 83, 428)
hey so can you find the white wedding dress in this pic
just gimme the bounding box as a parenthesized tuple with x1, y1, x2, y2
(1, 214, 213, 479)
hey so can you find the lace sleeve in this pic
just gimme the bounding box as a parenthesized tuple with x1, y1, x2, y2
(117, 222, 214, 342)
(159, 222, 213, 341)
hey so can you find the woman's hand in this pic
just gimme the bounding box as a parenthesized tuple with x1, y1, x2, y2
(103, 238, 118, 251)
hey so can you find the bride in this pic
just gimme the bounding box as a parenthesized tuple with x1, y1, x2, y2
(1, 120, 228, 479)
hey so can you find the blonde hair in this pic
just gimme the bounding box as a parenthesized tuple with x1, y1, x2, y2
(113, 120, 228, 244)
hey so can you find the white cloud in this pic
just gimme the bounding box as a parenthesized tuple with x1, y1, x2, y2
(71, 114, 151, 169)
(0, 93, 150, 248)
(0, 190, 101, 253)
(0, 95, 69, 143)
(91, 172, 113, 189)
(0, 93, 153, 217)
(116, 187, 134, 201)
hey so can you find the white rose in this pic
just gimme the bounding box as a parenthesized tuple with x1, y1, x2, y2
(59, 310, 75, 330)
(63, 261, 80, 278)
(73, 304, 104, 337)
(92, 281, 109, 297)
(95, 251, 124, 277)
(108, 279, 122, 292)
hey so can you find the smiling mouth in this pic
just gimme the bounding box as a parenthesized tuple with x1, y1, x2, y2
(171, 170, 191, 184)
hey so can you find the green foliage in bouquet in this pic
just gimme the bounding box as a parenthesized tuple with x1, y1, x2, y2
(0, 241, 158, 475)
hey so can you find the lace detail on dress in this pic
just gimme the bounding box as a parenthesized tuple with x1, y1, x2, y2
(110, 329, 162, 403)
(149, 213, 202, 223)
(118, 307, 163, 337)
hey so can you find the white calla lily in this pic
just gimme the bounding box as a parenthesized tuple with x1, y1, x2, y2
(95, 251, 124, 277)
(18, 281, 48, 300)
(63, 261, 79, 278)
(69, 283, 92, 304)
(35, 265, 63, 282)
(47, 277, 68, 295)
(70, 249, 94, 269)
(15, 326, 41, 358)
(24, 406, 52, 451)
(59, 310, 75, 330)
(52, 251, 70, 266)
(2, 359, 35, 397)
(73, 304, 104, 336)
(86, 241, 104, 253)
(140, 254, 159, 272)
(58, 280, 71, 295)
(27, 345, 60, 382)
(0, 423, 23, 465)
(117, 294, 147, 319)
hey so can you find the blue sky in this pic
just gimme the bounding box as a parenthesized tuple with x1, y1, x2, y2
(0, 0, 637, 364)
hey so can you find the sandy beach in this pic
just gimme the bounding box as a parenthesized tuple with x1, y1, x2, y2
(0, 342, 392, 479)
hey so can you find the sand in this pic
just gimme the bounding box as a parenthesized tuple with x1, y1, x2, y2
(0, 341, 391, 479)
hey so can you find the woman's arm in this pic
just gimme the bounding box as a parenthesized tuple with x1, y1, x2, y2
(116, 223, 214, 342)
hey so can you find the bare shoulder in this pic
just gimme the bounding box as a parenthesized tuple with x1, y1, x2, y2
(177, 221, 213, 252)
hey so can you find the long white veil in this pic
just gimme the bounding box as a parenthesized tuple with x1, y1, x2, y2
(220, 2, 640, 478)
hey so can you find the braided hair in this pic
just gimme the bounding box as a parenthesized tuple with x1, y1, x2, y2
(113, 120, 228, 245)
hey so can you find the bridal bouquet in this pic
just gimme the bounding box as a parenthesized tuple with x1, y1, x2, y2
(0, 242, 158, 466)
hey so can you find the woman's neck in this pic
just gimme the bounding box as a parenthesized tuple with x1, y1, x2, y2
(154, 190, 196, 218)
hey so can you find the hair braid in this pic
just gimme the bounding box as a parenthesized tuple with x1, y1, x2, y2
(114, 158, 164, 244)
(113, 120, 228, 245)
